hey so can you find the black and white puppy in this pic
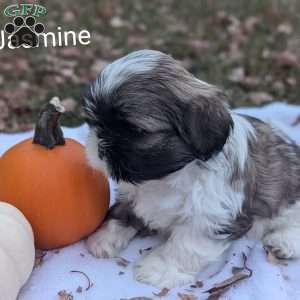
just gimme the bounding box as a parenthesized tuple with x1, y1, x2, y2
(84, 49, 300, 288)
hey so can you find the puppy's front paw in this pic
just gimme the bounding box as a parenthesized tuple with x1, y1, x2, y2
(263, 231, 294, 259)
(86, 220, 136, 258)
(86, 230, 119, 258)
(134, 251, 194, 288)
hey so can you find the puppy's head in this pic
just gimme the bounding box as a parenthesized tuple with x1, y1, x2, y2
(84, 50, 233, 184)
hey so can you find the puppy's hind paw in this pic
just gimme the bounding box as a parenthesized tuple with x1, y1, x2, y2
(134, 252, 194, 288)
(263, 232, 294, 259)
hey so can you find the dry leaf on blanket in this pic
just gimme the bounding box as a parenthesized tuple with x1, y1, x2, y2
(177, 292, 197, 300)
(58, 290, 73, 300)
(34, 250, 47, 267)
(207, 289, 229, 300)
(139, 247, 153, 255)
(70, 270, 92, 290)
(231, 266, 244, 275)
(116, 257, 131, 267)
(271, 50, 299, 67)
(153, 287, 170, 297)
(265, 247, 288, 266)
(204, 253, 252, 299)
(190, 281, 204, 288)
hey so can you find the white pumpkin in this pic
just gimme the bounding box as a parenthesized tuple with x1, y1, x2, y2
(0, 202, 35, 300)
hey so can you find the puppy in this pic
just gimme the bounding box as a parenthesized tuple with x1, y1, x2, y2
(83, 49, 300, 288)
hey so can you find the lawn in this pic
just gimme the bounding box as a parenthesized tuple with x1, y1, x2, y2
(0, 0, 299, 132)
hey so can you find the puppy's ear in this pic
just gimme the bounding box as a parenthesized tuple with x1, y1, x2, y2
(178, 95, 233, 161)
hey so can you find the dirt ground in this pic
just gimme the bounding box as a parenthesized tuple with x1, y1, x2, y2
(0, 0, 299, 132)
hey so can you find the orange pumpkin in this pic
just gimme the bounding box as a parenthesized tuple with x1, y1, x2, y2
(0, 98, 109, 250)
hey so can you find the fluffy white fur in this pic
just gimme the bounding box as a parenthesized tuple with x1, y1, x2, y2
(95, 50, 160, 95)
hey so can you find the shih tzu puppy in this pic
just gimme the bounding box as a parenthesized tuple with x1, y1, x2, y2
(83, 49, 300, 288)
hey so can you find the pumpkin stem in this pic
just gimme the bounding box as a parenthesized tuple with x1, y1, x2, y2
(33, 97, 66, 149)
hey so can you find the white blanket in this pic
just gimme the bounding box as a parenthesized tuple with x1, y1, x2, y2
(1, 102, 300, 300)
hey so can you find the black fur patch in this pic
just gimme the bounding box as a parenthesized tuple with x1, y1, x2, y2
(179, 95, 233, 161)
(83, 78, 197, 183)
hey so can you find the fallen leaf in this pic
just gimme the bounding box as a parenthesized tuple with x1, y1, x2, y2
(190, 281, 203, 288)
(227, 43, 244, 62)
(271, 50, 299, 67)
(248, 92, 273, 105)
(207, 288, 229, 300)
(231, 266, 244, 275)
(188, 40, 211, 50)
(139, 247, 153, 255)
(177, 292, 197, 300)
(228, 67, 245, 82)
(153, 287, 169, 297)
(128, 36, 147, 47)
(70, 270, 92, 291)
(34, 250, 47, 267)
(277, 23, 292, 34)
(60, 47, 81, 57)
(76, 286, 83, 293)
(206, 272, 251, 293)
(228, 67, 260, 88)
(214, 10, 232, 26)
(286, 77, 297, 86)
(58, 290, 73, 300)
(63, 11, 75, 22)
(243, 16, 260, 33)
(272, 81, 285, 93)
(116, 257, 131, 268)
(15, 59, 30, 72)
(204, 253, 252, 299)
(110, 16, 125, 28)
(262, 48, 271, 59)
